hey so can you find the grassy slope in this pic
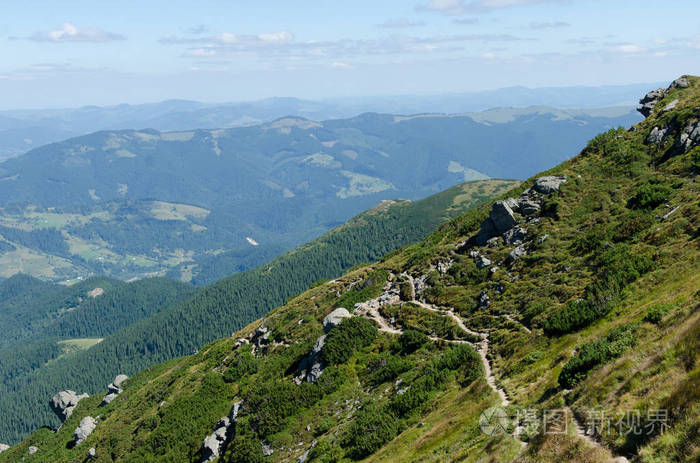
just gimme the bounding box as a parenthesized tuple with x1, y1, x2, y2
(2, 78, 698, 462)
(0, 179, 517, 446)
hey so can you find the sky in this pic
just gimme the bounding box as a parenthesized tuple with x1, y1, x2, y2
(1, 0, 700, 108)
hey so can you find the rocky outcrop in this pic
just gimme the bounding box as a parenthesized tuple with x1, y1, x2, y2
(73, 416, 97, 446)
(102, 374, 128, 406)
(50, 390, 89, 421)
(201, 401, 241, 463)
(322, 308, 351, 332)
(297, 334, 327, 384)
(647, 126, 669, 145)
(670, 76, 690, 89)
(261, 440, 274, 457)
(638, 88, 667, 117)
(475, 255, 491, 269)
(679, 119, 700, 151)
(532, 175, 567, 194)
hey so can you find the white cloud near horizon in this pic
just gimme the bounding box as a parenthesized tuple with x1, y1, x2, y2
(417, 0, 563, 15)
(29, 22, 125, 42)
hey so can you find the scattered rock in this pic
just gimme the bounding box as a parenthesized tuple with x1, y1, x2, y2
(646, 126, 668, 144)
(102, 374, 128, 406)
(323, 308, 351, 332)
(298, 335, 327, 383)
(489, 266, 498, 275)
(508, 245, 527, 262)
(88, 447, 96, 457)
(679, 119, 700, 151)
(0, 444, 9, 453)
(297, 440, 318, 463)
(73, 416, 97, 446)
(479, 291, 490, 308)
(486, 237, 500, 248)
(475, 255, 492, 269)
(112, 374, 128, 389)
(537, 234, 549, 245)
(533, 176, 567, 194)
(612, 458, 630, 463)
(469, 250, 480, 258)
(489, 201, 518, 233)
(101, 393, 119, 405)
(502, 226, 528, 245)
(517, 199, 541, 216)
(261, 440, 274, 457)
(28, 446, 38, 455)
(200, 402, 241, 463)
(50, 390, 89, 421)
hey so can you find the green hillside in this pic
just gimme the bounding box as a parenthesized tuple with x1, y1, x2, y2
(0, 179, 516, 445)
(1, 77, 696, 462)
(0, 108, 637, 282)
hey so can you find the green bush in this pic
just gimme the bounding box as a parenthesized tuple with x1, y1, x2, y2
(399, 329, 429, 354)
(336, 270, 388, 308)
(223, 345, 258, 383)
(627, 181, 673, 210)
(343, 404, 399, 460)
(643, 303, 674, 325)
(544, 299, 608, 336)
(558, 324, 638, 388)
(308, 439, 345, 462)
(322, 317, 378, 365)
(370, 355, 414, 385)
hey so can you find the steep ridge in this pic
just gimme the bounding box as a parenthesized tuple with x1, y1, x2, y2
(1, 76, 698, 462)
(0, 180, 517, 445)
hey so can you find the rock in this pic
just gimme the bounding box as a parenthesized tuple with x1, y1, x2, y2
(486, 237, 500, 248)
(261, 440, 274, 457)
(479, 291, 490, 308)
(670, 76, 690, 89)
(503, 197, 520, 212)
(475, 256, 491, 269)
(489, 266, 498, 274)
(662, 99, 679, 112)
(0, 444, 9, 453)
(112, 374, 128, 389)
(88, 447, 96, 457)
(469, 250, 480, 258)
(647, 126, 668, 144)
(489, 201, 518, 234)
(74, 416, 98, 445)
(50, 390, 89, 421)
(679, 120, 700, 151)
(307, 362, 324, 383)
(537, 234, 549, 245)
(612, 458, 630, 463)
(101, 393, 119, 406)
(533, 176, 567, 194)
(638, 88, 666, 117)
(299, 335, 326, 383)
(297, 440, 317, 463)
(201, 417, 232, 462)
(508, 245, 527, 262)
(517, 199, 540, 216)
(28, 446, 38, 455)
(502, 226, 528, 245)
(323, 308, 351, 332)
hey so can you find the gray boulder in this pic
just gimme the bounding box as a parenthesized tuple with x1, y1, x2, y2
(261, 440, 274, 457)
(533, 176, 567, 194)
(323, 308, 351, 332)
(508, 245, 527, 262)
(89, 447, 96, 457)
(638, 88, 667, 117)
(28, 446, 38, 455)
(479, 291, 490, 308)
(489, 201, 517, 234)
(101, 393, 119, 405)
(201, 414, 237, 463)
(503, 226, 528, 245)
(0, 444, 9, 453)
(679, 120, 700, 151)
(50, 390, 89, 421)
(74, 416, 97, 446)
(647, 126, 668, 145)
(517, 199, 540, 216)
(112, 374, 128, 389)
(662, 99, 679, 112)
(670, 76, 690, 89)
(475, 256, 491, 269)
(299, 335, 327, 383)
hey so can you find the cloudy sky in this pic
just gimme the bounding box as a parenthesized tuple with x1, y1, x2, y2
(2, 0, 700, 108)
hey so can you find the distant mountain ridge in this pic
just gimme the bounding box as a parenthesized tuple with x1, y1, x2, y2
(0, 108, 639, 282)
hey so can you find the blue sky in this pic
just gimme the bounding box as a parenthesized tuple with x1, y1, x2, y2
(2, 0, 700, 108)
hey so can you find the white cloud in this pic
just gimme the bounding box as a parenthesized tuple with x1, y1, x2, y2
(482, 51, 496, 59)
(614, 44, 645, 53)
(331, 62, 355, 69)
(378, 18, 427, 28)
(529, 21, 570, 29)
(417, 0, 562, 15)
(29, 22, 125, 42)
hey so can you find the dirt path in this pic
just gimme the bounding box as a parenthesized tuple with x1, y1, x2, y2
(565, 406, 606, 450)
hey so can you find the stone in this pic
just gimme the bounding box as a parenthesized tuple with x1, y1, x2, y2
(646, 126, 668, 144)
(489, 266, 498, 274)
(638, 88, 666, 117)
(533, 176, 567, 194)
(261, 440, 274, 457)
(28, 446, 38, 455)
(0, 444, 9, 453)
(612, 458, 630, 463)
(50, 390, 89, 421)
(517, 199, 540, 216)
(479, 291, 490, 307)
(88, 447, 96, 457)
(74, 416, 98, 445)
(322, 308, 351, 332)
(475, 256, 491, 269)
(489, 201, 517, 234)
(112, 375, 128, 389)
(670, 76, 690, 89)
(662, 99, 679, 112)
(201, 416, 233, 462)
(679, 120, 700, 151)
(508, 245, 527, 262)
(486, 237, 500, 248)
(537, 234, 549, 245)
(503, 197, 520, 212)
(101, 393, 119, 406)
(502, 226, 528, 245)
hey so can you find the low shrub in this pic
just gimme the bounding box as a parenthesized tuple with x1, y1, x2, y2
(322, 317, 378, 365)
(399, 329, 429, 354)
(643, 303, 675, 325)
(343, 404, 400, 460)
(627, 181, 673, 210)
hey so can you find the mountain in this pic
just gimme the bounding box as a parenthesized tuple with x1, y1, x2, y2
(0, 82, 655, 161)
(0, 179, 517, 445)
(1, 76, 696, 462)
(0, 107, 639, 283)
